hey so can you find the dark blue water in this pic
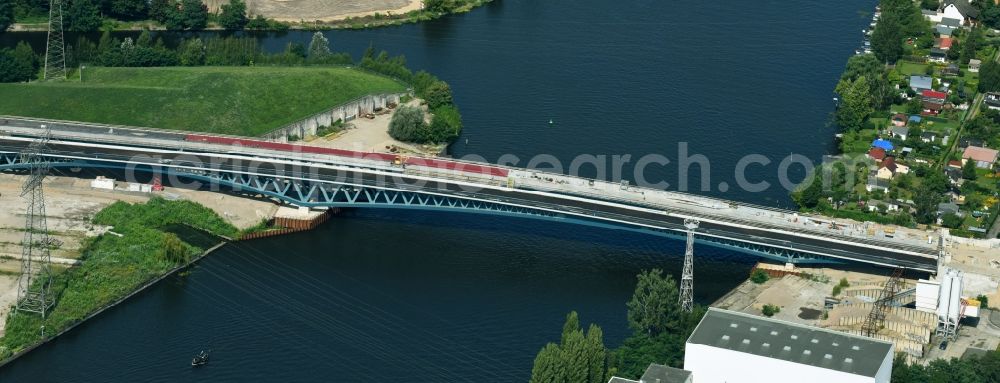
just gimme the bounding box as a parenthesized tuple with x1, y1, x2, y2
(0, 0, 874, 381)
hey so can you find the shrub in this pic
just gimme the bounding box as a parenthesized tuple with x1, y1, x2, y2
(750, 269, 770, 284)
(762, 304, 781, 317)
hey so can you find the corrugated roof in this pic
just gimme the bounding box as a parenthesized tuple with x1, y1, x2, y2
(687, 308, 893, 378)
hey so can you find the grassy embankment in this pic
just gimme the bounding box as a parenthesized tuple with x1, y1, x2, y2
(0, 66, 406, 136)
(0, 198, 238, 361)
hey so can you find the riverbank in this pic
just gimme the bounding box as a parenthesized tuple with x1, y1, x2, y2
(0, 173, 282, 361)
(798, 1, 1000, 239)
(6, 0, 492, 32)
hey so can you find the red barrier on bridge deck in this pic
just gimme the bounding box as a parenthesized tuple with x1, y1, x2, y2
(183, 134, 509, 177)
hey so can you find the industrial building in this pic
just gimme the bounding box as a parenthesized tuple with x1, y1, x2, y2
(607, 363, 692, 383)
(684, 308, 894, 383)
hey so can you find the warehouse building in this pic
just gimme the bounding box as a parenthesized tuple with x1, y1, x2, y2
(684, 308, 894, 383)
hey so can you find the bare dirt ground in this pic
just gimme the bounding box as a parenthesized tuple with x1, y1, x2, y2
(244, 0, 422, 22)
(306, 99, 444, 156)
(0, 173, 279, 336)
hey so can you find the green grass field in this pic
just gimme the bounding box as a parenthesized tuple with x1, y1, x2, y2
(0, 66, 406, 136)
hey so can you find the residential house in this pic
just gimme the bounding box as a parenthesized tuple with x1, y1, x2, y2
(867, 176, 890, 193)
(942, 63, 960, 76)
(867, 200, 900, 212)
(908, 115, 922, 125)
(868, 147, 887, 162)
(929, 48, 948, 63)
(936, 37, 954, 50)
(909, 75, 934, 92)
(946, 191, 966, 204)
(924, 9, 943, 23)
(900, 147, 913, 158)
(872, 138, 894, 152)
(922, 89, 947, 114)
(984, 92, 1000, 110)
(947, 160, 963, 168)
(890, 126, 909, 140)
(945, 167, 965, 186)
(962, 146, 999, 169)
(969, 59, 981, 73)
(921, 130, 939, 143)
(937, 203, 962, 225)
(891, 113, 907, 127)
(935, 24, 956, 37)
(939, 17, 962, 29)
(940, 0, 979, 25)
(877, 157, 898, 179)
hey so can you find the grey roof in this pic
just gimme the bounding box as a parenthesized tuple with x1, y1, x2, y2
(940, 17, 962, 28)
(868, 176, 890, 189)
(910, 75, 933, 90)
(970, 59, 982, 66)
(922, 9, 938, 17)
(640, 364, 692, 383)
(687, 308, 893, 378)
(936, 25, 956, 36)
(943, 0, 979, 18)
(938, 202, 960, 214)
(891, 126, 909, 136)
(930, 47, 948, 57)
(609, 378, 638, 383)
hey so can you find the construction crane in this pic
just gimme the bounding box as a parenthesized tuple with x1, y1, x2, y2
(861, 267, 904, 337)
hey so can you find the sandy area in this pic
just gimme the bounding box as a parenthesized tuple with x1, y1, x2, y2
(244, 0, 422, 22)
(305, 99, 444, 156)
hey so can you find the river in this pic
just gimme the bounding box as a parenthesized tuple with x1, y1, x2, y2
(0, 0, 874, 381)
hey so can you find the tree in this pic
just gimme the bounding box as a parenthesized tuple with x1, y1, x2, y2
(180, 0, 207, 30)
(427, 105, 462, 143)
(0, 42, 38, 82)
(920, 0, 938, 10)
(218, 0, 248, 30)
(980, 61, 1000, 93)
(66, 0, 103, 32)
(962, 159, 978, 180)
(307, 31, 331, 59)
(761, 304, 781, 317)
(424, 0, 455, 13)
(626, 269, 681, 337)
(388, 105, 426, 142)
(871, 14, 903, 63)
(148, 0, 172, 22)
(960, 28, 982, 64)
(941, 212, 963, 229)
(0, 0, 14, 32)
(835, 76, 875, 131)
(530, 311, 608, 383)
(178, 37, 205, 66)
(423, 81, 453, 109)
(913, 184, 942, 224)
(109, 0, 147, 20)
(794, 174, 823, 209)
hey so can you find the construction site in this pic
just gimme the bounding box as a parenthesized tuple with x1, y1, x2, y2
(714, 261, 1000, 364)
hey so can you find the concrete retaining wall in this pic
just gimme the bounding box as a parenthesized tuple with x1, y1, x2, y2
(261, 93, 408, 143)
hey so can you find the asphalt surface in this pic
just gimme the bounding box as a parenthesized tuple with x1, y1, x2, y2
(0, 137, 939, 272)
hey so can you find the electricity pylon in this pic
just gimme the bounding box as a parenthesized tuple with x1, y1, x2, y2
(16, 125, 55, 318)
(679, 218, 699, 313)
(43, 0, 66, 80)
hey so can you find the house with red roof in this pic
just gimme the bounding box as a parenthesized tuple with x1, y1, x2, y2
(868, 147, 887, 162)
(935, 37, 954, 50)
(962, 146, 999, 169)
(922, 90, 947, 114)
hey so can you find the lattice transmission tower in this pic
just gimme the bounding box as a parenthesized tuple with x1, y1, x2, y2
(43, 0, 67, 80)
(679, 218, 699, 313)
(861, 267, 904, 337)
(16, 126, 55, 318)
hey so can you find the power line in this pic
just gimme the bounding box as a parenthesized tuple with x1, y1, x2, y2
(43, 0, 66, 80)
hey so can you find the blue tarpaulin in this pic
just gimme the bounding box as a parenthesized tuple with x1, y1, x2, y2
(872, 139, 894, 151)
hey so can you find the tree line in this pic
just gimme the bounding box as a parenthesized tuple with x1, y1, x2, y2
(1, 0, 284, 32)
(528, 269, 707, 382)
